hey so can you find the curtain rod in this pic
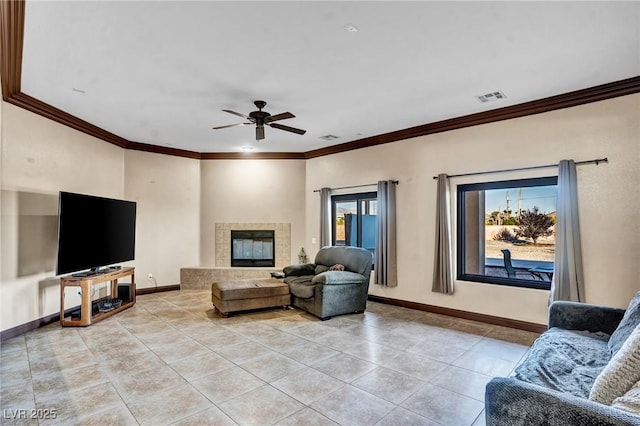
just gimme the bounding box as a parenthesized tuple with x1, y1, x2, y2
(432, 157, 608, 180)
(313, 180, 399, 192)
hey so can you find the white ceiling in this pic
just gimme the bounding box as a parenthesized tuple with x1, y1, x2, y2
(20, 1, 640, 154)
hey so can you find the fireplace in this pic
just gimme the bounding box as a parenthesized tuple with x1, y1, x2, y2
(215, 223, 290, 268)
(230, 230, 275, 267)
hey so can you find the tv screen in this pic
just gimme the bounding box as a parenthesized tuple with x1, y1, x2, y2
(56, 192, 136, 276)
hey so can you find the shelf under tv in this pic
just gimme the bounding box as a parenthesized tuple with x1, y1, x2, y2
(60, 267, 136, 327)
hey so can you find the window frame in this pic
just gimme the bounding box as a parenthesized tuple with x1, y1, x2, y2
(456, 176, 558, 290)
(331, 191, 377, 249)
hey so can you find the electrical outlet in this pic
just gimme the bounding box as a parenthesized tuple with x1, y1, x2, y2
(147, 273, 153, 280)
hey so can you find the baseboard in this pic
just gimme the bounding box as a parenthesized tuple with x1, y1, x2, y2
(367, 295, 547, 334)
(0, 306, 79, 342)
(136, 284, 181, 295)
(1, 284, 181, 342)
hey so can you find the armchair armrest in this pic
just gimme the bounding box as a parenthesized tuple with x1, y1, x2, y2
(283, 263, 316, 277)
(549, 301, 625, 335)
(311, 271, 367, 286)
(486, 377, 640, 426)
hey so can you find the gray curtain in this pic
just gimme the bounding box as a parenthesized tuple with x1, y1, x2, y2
(375, 180, 397, 286)
(432, 174, 454, 294)
(550, 160, 585, 302)
(319, 187, 332, 247)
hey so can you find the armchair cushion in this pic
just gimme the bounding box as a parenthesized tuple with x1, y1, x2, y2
(283, 263, 316, 277)
(609, 292, 640, 355)
(314, 246, 372, 277)
(613, 381, 640, 416)
(315, 264, 329, 274)
(287, 278, 317, 299)
(513, 328, 611, 397)
(311, 271, 368, 286)
(549, 300, 626, 335)
(590, 323, 640, 405)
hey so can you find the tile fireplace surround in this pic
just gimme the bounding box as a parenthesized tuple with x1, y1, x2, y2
(181, 223, 291, 290)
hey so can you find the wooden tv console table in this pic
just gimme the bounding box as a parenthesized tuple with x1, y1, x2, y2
(60, 267, 136, 327)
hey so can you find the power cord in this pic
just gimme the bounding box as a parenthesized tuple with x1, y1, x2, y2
(148, 276, 158, 289)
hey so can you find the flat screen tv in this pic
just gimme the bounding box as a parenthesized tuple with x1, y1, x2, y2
(56, 191, 136, 276)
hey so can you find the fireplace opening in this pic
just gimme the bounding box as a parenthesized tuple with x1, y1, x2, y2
(230, 230, 275, 267)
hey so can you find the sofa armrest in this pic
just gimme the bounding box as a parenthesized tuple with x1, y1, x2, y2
(548, 301, 625, 335)
(283, 263, 316, 277)
(486, 377, 640, 426)
(311, 271, 367, 286)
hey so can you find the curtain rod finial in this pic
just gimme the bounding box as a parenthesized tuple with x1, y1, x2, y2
(595, 157, 609, 166)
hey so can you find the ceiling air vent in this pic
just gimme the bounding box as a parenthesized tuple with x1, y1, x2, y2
(476, 91, 506, 103)
(319, 134, 340, 141)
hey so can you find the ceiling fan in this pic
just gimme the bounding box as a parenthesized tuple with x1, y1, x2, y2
(213, 100, 307, 141)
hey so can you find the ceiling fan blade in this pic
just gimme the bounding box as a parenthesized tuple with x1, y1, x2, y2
(223, 109, 251, 120)
(212, 122, 251, 130)
(265, 112, 295, 123)
(256, 126, 265, 140)
(269, 122, 307, 135)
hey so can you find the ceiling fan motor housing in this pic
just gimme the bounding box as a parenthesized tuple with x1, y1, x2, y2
(250, 100, 269, 126)
(249, 111, 269, 126)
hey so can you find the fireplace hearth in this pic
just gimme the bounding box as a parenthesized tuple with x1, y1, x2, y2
(230, 230, 275, 267)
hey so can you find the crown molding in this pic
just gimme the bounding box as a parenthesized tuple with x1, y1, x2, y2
(6, 77, 638, 161)
(304, 75, 640, 159)
(8, 92, 131, 147)
(126, 141, 202, 159)
(200, 152, 306, 160)
(2, 1, 639, 160)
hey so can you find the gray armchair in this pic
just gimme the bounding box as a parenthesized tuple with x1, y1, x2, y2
(283, 246, 373, 320)
(485, 296, 640, 425)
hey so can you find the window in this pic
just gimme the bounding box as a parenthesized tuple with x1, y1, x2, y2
(457, 177, 557, 290)
(332, 192, 377, 257)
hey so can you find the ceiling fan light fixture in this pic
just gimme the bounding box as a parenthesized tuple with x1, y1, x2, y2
(256, 125, 265, 140)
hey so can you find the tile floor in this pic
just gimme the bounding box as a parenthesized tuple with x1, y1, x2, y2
(0, 290, 539, 425)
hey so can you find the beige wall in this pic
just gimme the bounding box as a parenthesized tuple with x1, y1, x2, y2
(199, 159, 306, 267)
(306, 94, 640, 324)
(124, 150, 200, 289)
(1, 102, 125, 331)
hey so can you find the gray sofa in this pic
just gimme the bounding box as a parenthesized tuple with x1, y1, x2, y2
(486, 292, 640, 425)
(283, 246, 373, 320)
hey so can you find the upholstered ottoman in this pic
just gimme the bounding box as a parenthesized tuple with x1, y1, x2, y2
(211, 279, 290, 317)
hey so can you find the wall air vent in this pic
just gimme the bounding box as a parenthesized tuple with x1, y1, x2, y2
(476, 91, 506, 103)
(319, 134, 340, 141)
